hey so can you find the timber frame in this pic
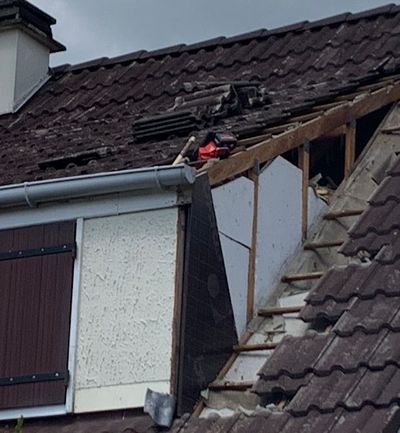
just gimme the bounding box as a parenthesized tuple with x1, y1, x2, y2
(207, 76, 400, 186)
(203, 75, 400, 332)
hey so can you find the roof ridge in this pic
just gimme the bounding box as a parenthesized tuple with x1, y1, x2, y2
(51, 3, 400, 75)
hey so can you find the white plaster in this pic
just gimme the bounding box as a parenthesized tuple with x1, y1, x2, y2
(74, 208, 178, 412)
(220, 234, 249, 336)
(255, 157, 302, 309)
(0, 28, 50, 115)
(74, 381, 170, 414)
(308, 187, 328, 231)
(212, 176, 254, 248)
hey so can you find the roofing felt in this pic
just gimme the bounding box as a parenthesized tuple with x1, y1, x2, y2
(2, 5, 400, 185)
(170, 159, 400, 432)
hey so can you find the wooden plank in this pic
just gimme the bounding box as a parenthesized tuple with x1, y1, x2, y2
(208, 81, 400, 186)
(324, 209, 365, 220)
(170, 208, 186, 396)
(299, 142, 310, 240)
(192, 400, 205, 417)
(344, 120, 356, 177)
(246, 167, 259, 321)
(320, 124, 347, 138)
(208, 381, 254, 391)
(233, 342, 278, 352)
(258, 305, 304, 317)
(304, 240, 344, 250)
(281, 271, 324, 283)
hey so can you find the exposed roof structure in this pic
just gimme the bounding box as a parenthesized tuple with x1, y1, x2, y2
(1, 5, 400, 185)
(169, 156, 400, 433)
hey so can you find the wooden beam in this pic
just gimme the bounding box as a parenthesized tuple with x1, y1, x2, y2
(344, 120, 356, 177)
(299, 142, 310, 240)
(281, 271, 324, 283)
(208, 381, 254, 392)
(208, 81, 400, 186)
(324, 209, 364, 220)
(320, 124, 347, 139)
(170, 209, 186, 396)
(304, 240, 344, 250)
(258, 305, 303, 317)
(233, 342, 278, 352)
(246, 165, 259, 321)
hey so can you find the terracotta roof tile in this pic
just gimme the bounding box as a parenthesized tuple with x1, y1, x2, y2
(1, 6, 400, 184)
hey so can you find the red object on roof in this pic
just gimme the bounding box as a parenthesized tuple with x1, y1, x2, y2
(198, 141, 230, 161)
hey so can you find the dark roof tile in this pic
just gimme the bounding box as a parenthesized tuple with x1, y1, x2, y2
(304, 13, 352, 30)
(0, 4, 398, 184)
(348, 4, 396, 21)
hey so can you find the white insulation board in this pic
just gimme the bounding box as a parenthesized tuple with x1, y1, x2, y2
(255, 157, 302, 308)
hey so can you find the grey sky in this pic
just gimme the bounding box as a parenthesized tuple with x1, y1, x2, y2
(31, 0, 394, 66)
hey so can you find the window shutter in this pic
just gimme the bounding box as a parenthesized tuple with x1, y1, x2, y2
(0, 221, 75, 409)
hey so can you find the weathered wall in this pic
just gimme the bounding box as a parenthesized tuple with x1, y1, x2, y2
(212, 177, 253, 335)
(74, 208, 178, 413)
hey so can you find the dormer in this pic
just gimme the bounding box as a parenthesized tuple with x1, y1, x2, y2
(0, 0, 65, 115)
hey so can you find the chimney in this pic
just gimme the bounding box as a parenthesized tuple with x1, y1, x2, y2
(0, 0, 65, 115)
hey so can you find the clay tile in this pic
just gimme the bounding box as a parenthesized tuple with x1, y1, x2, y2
(69, 57, 109, 72)
(348, 4, 396, 21)
(222, 29, 268, 45)
(185, 37, 227, 52)
(305, 13, 351, 30)
(51, 63, 71, 74)
(102, 50, 147, 66)
(267, 21, 308, 36)
(142, 44, 186, 59)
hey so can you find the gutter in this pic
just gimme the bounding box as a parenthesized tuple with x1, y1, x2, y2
(0, 164, 196, 209)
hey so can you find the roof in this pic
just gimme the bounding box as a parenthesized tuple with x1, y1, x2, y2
(170, 157, 400, 432)
(1, 5, 400, 185)
(0, 410, 157, 433)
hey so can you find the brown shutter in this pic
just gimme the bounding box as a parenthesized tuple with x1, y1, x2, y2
(0, 221, 75, 409)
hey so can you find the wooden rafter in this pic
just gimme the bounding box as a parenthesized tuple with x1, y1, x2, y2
(344, 120, 357, 177)
(208, 81, 400, 186)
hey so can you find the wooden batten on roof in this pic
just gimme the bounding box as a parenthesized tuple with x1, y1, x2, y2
(207, 80, 400, 185)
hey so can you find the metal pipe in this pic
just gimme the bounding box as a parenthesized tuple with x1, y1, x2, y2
(0, 164, 196, 209)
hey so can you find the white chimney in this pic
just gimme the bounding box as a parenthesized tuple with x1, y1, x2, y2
(0, 0, 65, 115)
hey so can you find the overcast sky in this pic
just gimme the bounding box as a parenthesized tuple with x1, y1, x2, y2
(31, 0, 394, 66)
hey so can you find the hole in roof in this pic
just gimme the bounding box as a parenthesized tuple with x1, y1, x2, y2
(38, 147, 114, 171)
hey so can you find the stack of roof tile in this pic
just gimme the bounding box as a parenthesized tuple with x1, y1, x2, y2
(2, 6, 400, 184)
(171, 157, 400, 432)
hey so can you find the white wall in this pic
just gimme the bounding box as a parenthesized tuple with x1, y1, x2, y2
(74, 208, 178, 413)
(212, 177, 254, 336)
(14, 30, 50, 108)
(255, 157, 303, 309)
(0, 28, 49, 115)
(0, 29, 18, 114)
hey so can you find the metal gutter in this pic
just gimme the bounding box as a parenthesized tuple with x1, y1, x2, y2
(0, 164, 196, 209)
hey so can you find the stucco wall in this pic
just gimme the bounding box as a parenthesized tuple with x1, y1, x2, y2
(74, 208, 178, 413)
